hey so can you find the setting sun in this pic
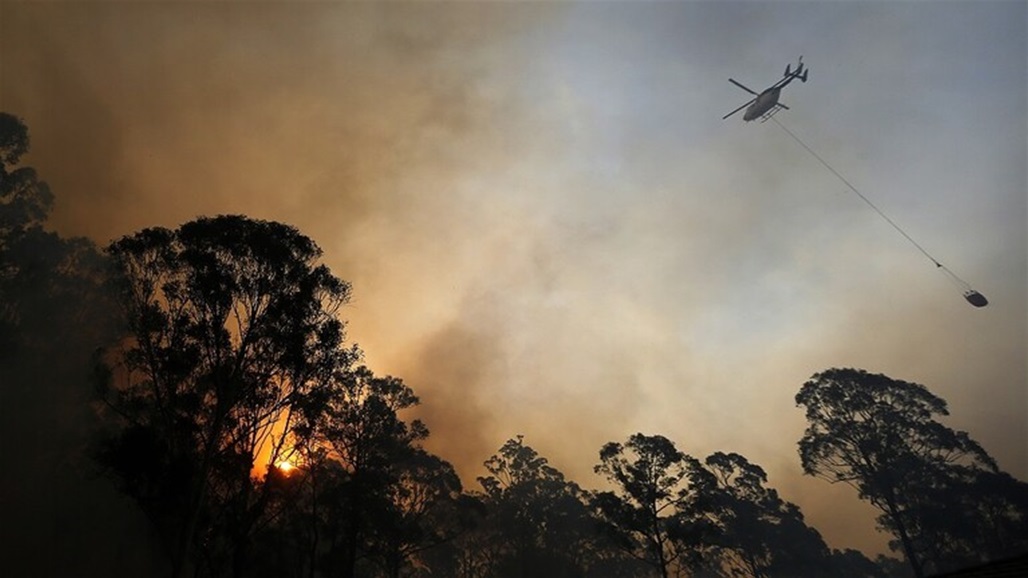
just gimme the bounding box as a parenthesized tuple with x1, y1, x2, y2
(275, 461, 295, 473)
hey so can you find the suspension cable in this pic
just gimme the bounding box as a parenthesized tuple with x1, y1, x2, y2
(770, 116, 975, 292)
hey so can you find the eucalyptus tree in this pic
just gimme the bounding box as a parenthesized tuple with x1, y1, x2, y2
(96, 215, 354, 578)
(0, 112, 47, 241)
(475, 436, 598, 577)
(366, 449, 464, 578)
(697, 452, 833, 577)
(592, 433, 707, 578)
(1, 112, 148, 577)
(1, 111, 68, 348)
(314, 366, 430, 578)
(889, 462, 1028, 573)
(232, 360, 459, 578)
(796, 368, 1026, 577)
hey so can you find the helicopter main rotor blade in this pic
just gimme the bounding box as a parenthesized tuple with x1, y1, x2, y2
(722, 98, 755, 120)
(729, 78, 759, 96)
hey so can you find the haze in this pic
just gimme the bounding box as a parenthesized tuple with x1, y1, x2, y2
(2, 0, 1025, 558)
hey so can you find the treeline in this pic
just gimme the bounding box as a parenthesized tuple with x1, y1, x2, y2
(3, 112, 1027, 578)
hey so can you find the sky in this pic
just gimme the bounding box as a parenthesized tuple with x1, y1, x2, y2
(2, 0, 1025, 559)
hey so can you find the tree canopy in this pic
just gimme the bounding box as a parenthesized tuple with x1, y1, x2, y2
(797, 368, 1028, 576)
(97, 215, 355, 578)
(1, 112, 149, 577)
(593, 434, 707, 578)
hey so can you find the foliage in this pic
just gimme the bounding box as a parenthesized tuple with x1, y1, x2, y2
(473, 436, 600, 577)
(311, 366, 454, 578)
(695, 452, 834, 577)
(1, 112, 152, 577)
(592, 433, 707, 578)
(366, 449, 465, 577)
(0, 112, 51, 242)
(827, 549, 893, 578)
(0, 111, 88, 350)
(96, 215, 354, 578)
(797, 368, 1028, 576)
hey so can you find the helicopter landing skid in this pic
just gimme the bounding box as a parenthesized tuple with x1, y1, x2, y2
(760, 106, 784, 123)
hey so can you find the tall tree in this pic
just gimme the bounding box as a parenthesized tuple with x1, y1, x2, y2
(1, 112, 153, 577)
(366, 448, 464, 578)
(891, 463, 1028, 573)
(696, 452, 833, 577)
(96, 215, 353, 578)
(314, 366, 430, 578)
(796, 368, 1027, 576)
(1, 110, 60, 348)
(592, 433, 705, 578)
(475, 436, 598, 577)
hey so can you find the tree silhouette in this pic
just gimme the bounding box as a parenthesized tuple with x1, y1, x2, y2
(695, 452, 834, 577)
(365, 448, 464, 578)
(475, 436, 598, 577)
(1, 112, 153, 577)
(828, 549, 893, 578)
(890, 462, 1028, 573)
(96, 215, 353, 578)
(313, 366, 436, 578)
(0, 113, 48, 233)
(796, 368, 1028, 576)
(593, 433, 706, 578)
(1, 110, 68, 349)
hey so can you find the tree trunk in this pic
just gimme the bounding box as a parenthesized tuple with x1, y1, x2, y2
(307, 473, 320, 578)
(341, 489, 362, 578)
(884, 494, 924, 578)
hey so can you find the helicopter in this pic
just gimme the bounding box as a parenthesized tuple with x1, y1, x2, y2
(723, 57, 808, 122)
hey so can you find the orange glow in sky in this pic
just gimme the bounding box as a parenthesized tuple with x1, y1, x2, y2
(2, 1, 1024, 561)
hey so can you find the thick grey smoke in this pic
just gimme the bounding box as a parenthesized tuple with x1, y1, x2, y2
(2, 1, 1024, 561)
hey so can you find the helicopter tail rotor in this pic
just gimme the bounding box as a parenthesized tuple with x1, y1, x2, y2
(787, 56, 807, 81)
